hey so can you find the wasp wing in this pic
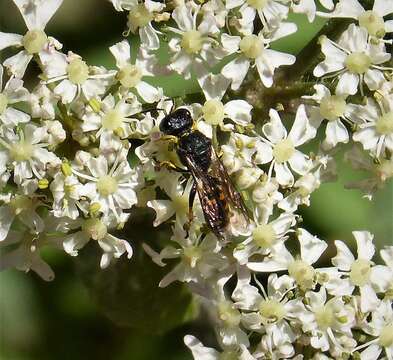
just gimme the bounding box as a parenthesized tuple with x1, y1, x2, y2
(182, 154, 229, 240)
(208, 149, 250, 220)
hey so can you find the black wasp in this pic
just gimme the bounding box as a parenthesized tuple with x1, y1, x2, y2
(158, 108, 249, 240)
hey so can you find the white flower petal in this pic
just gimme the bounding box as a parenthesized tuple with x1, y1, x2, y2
(332, 240, 355, 271)
(298, 228, 327, 265)
(221, 56, 250, 90)
(3, 50, 32, 78)
(336, 72, 359, 95)
(0, 32, 22, 51)
(224, 100, 252, 126)
(109, 40, 131, 68)
(13, 0, 63, 30)
(353, 230, 375, 260)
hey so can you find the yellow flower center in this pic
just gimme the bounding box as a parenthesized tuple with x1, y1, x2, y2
(67, 59, 89, 85)
(127, 4, 153, 32)
(181, 30, 204, 54)
(252, 223, 276, 248)
(358, 10, 385, 38)
(239, 35, 263, 59)
(117, 64, 143, 88)
(246, 0, 268, 10)
(102, 109, 125, 131)
(202, 99, 225, 125)
(349, 258, 372, 287)
(319, 95, 347, 121)
(379, 324, 393, 347)
(288, 260, 315, 290)
(0, 93, 8, 114)
(345, 52, 372, 74)
(315, 304, 335, 330)
(82, 218, 107, 241)
(22, 29, 47, 54)
(9, 141, 34, 162)
(96, 175, 118, 197)
(183, 246, 202, 267)
(259, 299, 286, 324)
(273, 138, 295, 163)
(217, 301, 241, 327)
(376, 111, 393, 135)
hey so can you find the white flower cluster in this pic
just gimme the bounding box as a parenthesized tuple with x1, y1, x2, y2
(0, 0, 392, 358)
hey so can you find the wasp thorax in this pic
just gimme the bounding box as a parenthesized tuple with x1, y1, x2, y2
(345, 52, 371, 74)
(181, 30, 204, 54)
(117, 64, 143, 88)
(240, 35, 263, 59)
(82, 218, 107, 241)
(22, 29, 47, 54)
(376, 111, 393, 135)
(67, 59, 89, 84)
(0, 94, 8, 114)
(202, 99, 225, 125)
(359, 11, 385, 38)
(127, 4, 153, 32)
(320, 95, 347, 121)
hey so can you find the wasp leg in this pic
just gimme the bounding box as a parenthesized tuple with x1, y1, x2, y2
(188, 181, 197, 222)
(183, 182, 197, 235)
(153, 158, 189, 173)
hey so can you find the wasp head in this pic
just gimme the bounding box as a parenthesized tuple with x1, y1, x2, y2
(159, 108, 193, 137)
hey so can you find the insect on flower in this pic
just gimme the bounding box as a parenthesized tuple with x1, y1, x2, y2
(157, 108, 250, 240)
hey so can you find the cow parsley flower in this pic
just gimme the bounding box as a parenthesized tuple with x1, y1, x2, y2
(0, 65, 30, 127)
(143, 222, 227, 287)
(319, 0, 393, 40)
(302, 287, 356, 354)
(42, 52, 113, 104)
(62, 216, 133, 268)
(167, 3, 223, 80)
(260, 106, 313, 186)
(221, 27, 296, 89)
(0, 0, 63, 77)
(313, 24, 391, 95)
(81, 94, 142, 142)
(348, 97, 393, 158)
(110, 40, 162, 103)
(325, 231, 390, 312)
(72, 153, 141, 221)
(0, 124, 59, 184)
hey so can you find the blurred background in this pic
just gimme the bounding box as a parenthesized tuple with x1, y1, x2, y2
(0, 1, 392, 359)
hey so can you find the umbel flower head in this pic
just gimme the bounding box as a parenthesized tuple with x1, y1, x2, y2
(0, 0, 392, 359)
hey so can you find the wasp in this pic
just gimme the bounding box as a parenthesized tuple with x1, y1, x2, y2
(157, 108, 249, 240)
